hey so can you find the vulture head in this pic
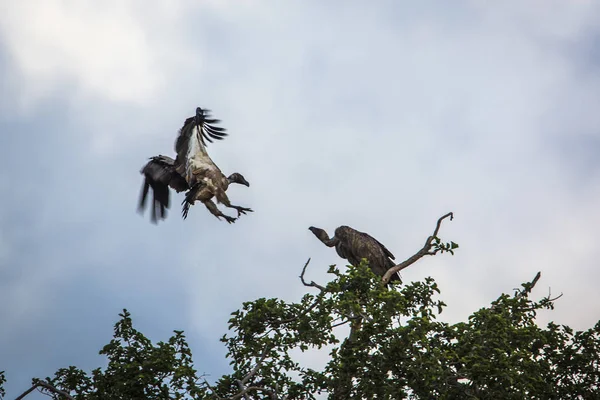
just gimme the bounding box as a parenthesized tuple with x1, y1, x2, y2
(309, 226, 328, 241)
(228, 173, 250, 187)
(308, 226, 339, 247)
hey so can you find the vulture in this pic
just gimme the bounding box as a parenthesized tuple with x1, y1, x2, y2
(138, 107, 252, 223)
(308, 225, 401, 282)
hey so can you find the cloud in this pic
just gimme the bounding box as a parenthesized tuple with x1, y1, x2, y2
(0, 0, 196, 111)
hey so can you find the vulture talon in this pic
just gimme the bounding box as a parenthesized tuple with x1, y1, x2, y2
(234, 206, 253, 217)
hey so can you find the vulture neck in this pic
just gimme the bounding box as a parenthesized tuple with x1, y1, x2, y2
(314, 229, 338, 247)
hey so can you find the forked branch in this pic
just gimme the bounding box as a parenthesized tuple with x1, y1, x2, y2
(300, 258, 326, 291)
(382, 212, 455, 284)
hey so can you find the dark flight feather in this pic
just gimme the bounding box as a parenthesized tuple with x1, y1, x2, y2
(138, 155, 189, 223)
(175, 108, 227, 154)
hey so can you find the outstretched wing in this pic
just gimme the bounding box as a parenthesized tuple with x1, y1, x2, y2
(174, 107, 227, 184)
(138, 155, 189, 223)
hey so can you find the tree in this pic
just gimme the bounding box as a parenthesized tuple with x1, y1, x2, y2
(3, 213, 599, 399)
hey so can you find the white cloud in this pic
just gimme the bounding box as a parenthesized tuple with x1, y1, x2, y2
(0, 0, 191, 110)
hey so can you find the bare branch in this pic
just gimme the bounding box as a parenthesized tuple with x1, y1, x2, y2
(202, 376, 225, 400)
(525, 271, 541, 295)
(235, 380, 251, 400)
(382, 212, 454, 284)
(331, 320, 351, 328)
(13, 385, 37, 400)
(542, 286, 564, 302)
(241, 346, 271, 385)
(300, 258, 326, 291)
(431, 212, 454, 240)
(547, 293, 564, 302)
(515, 271, 542, 299)
(223, 346, 278, 400)
(15, 380, 75, 400)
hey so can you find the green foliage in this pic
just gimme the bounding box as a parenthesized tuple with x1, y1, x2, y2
(41, 309, 207, 400)
(431, 236, 459, 255)
(6, 262, 600, 399)
(0, 370, 5, 399)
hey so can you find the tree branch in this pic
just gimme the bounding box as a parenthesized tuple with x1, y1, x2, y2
(220, 346, 273, 399)
(381, 212, 454, 284)
(520, 271, 541, 296)
(15, 380, 75, 400)
(299, 258, 326, 291)
(241, 346, 271, 386)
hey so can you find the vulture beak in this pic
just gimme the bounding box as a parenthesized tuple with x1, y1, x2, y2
(239, 177, 250, 187)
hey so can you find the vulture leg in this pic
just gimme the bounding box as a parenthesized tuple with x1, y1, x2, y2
(213, 188, 253, 218)
(228, 205, 254, 217)
(204, 200, 237, 224)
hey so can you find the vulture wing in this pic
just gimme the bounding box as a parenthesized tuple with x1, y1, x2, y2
(369, 235, 396, 261)
(334, 226, 400, 281)
(174, 108, 227, 185)
(138, 155, 189, 223)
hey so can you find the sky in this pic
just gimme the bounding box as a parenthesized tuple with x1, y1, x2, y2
(1, 0, 600, 397)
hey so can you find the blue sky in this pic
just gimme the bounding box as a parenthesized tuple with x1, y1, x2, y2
(1, 1, 600, 397)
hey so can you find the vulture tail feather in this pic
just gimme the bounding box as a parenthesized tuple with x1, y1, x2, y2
(138, 179, 150, 212)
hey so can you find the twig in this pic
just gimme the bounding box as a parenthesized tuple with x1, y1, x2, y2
(226, 346, 278, 400)
(299, 258, 326, 291)
(331, 319, 352, 328)
(524, 271, 541, 295)
(382, 212, 454, 284)
(515, 271, 542, 299)
(202, 376, 224, 400)
(509, 272, 564, 312)
(546, 286, 564, 302)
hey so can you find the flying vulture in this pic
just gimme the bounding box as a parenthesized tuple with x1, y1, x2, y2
(308, 225, 401, 282)
(137, 107, 252, 223)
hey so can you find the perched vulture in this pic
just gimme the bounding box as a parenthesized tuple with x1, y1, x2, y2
(308, 225, 401, 282)
(137, 107, 252, 223)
